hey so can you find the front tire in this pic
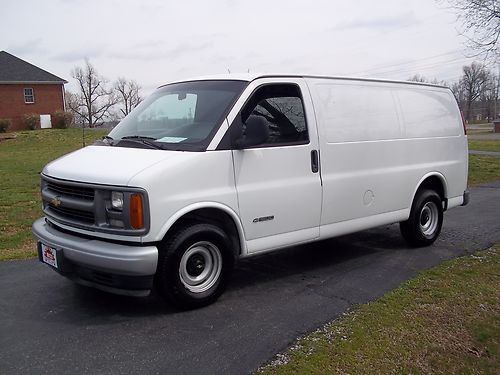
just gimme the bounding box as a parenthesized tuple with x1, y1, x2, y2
(400, 189, 443, 247)
(156, 223, 234, 309)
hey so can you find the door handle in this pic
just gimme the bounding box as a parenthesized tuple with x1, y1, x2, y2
(311, 150, 319, 173)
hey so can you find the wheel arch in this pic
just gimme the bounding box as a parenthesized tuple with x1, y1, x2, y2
(157, 203, 247, 257)
(411, 172, 448, 209)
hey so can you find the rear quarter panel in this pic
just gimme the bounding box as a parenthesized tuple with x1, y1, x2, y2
(305, 78, 467, 228)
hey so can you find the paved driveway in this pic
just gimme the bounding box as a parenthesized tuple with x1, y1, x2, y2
(1, 181, 499, 375)
(469, 150, 500, 157)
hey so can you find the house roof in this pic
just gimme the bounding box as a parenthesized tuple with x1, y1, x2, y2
(0, 51, 67, 84)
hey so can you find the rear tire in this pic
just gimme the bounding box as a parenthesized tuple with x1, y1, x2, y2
(155, 223, 234, 309)
(400, 189, 443, 247)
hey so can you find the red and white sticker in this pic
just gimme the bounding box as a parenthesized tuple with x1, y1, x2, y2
(41, 244, 58, 268)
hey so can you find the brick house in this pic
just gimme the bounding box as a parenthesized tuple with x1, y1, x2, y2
(0, 51, 67, 131)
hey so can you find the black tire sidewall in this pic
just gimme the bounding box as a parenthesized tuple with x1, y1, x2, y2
(157, 223, 234, 309)
(401, 189, 443, 247)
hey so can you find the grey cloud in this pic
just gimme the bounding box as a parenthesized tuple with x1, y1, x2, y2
(106, 40, 168, 60)
(333, 11, 420, 31)
(138, 2, 164, 13)
(130, 40, 168, 49)
(51, 47, 105, 62)
(168, 41, 212, 57)
(108, 41, 212, 61)
(7, 39, 45, 55)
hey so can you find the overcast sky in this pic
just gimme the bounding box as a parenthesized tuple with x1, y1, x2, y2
(1, 0, 476, 95)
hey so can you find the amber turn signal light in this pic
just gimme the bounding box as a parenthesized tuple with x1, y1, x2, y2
(130, 193, 144, 229)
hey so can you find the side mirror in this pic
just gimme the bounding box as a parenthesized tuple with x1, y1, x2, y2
(234, 116, 269, 149)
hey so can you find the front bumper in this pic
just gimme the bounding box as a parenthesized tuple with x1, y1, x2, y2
(32, 218, 158, 296)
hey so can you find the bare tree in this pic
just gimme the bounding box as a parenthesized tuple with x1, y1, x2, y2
(64, 91, 84, 126)
(459, 62, 490, 120)
(481, 73, 500, 120)
(115, 77, 142, 117)
(451, 80, 466, 104)
(69, 59, 118, 128)
(408, 74, 428, 83)
(408, 74, 449, 87)
(443, 0, 499, 59)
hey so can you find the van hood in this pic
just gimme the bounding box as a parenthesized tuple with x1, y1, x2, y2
(42, 145, 193, 186)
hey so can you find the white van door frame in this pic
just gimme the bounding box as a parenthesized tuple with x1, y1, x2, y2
(226, 78, 322, 255)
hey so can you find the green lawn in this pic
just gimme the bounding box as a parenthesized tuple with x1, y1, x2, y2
(467, 138, 500, 185)
(469, 140, 500, 153)
(259, 245, 500, 375)
(468, 155, 500, 185)
(0, 129, 107, 260)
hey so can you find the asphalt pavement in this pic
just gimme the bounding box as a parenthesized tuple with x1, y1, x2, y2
(469, 149, 500, 157)
(1, 181, 499, 375)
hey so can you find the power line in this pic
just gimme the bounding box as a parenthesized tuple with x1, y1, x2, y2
(350, 49, 464, 75)
(369, 57, 471, 77)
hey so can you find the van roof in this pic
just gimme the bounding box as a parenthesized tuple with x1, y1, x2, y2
(162, 73, 449, 90)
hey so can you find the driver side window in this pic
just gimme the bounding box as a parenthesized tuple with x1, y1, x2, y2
(241, 84, 309, 146)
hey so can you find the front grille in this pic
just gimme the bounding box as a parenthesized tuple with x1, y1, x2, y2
(48, 205, 94, 224)
(46, 181, 94, 201)
(41, 176, 149, 236)
(42, 177, 96, 226)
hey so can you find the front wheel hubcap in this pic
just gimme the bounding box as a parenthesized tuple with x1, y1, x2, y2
(179, 241, 222, 293)
(419, 201, 439, 237)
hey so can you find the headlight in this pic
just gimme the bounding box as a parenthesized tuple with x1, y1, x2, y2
(107, 191, 147, 231)
(111, 191, 124, 210)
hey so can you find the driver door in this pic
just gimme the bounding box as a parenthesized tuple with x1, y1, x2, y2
(229, 79, 322, 254)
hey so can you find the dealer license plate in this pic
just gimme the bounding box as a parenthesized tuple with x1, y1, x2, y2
(41, 243, 58, 268)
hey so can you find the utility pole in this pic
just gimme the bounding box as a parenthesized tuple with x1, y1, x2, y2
(82, 122, 86, 148)
(495, 63, 500, 120)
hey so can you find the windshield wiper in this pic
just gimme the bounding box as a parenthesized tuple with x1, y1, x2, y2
(121, 135, 157, 140)
(93, 135, 115, 146)
(118, 136, 164, 150)
(102, 135, 114, 145)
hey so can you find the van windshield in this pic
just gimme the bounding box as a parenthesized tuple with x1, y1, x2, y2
(108, 80, 247, 151)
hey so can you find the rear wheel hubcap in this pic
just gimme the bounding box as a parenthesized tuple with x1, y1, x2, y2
(419, 201, 439, 237)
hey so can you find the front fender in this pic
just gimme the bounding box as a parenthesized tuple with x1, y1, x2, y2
(155, 202, 248, 255)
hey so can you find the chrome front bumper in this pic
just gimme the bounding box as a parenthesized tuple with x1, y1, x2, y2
(32, 218, 158, 284)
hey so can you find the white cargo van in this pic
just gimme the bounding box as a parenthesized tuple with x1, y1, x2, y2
(33, 74, 469, 308)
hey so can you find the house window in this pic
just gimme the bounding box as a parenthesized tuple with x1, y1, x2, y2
(24, 88, 34, 103)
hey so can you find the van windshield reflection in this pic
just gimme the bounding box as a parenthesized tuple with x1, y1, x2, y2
(108, 80, 247, 151)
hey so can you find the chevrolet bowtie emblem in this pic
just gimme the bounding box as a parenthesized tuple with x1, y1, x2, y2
(50, 196, 62, 207)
